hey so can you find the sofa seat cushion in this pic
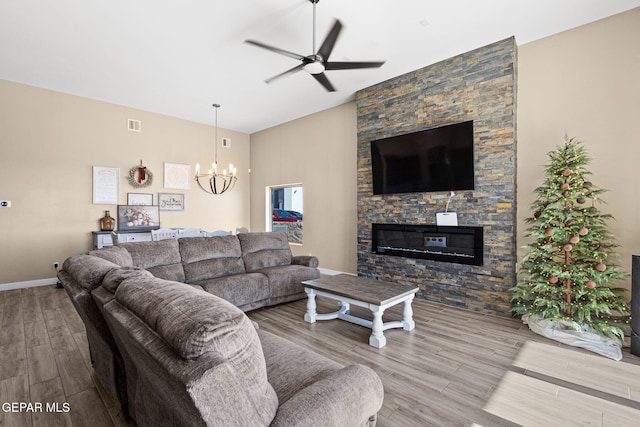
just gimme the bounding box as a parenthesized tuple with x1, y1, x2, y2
(62, 254, 122, 291)
(194, 273, 269, 309)
(257, 265, 321, 299)
(88, 245, 133, 267)
(119, 239, 185, 282)
(179, 236, 246, 283)
(258, 329, 341, 403)
(259, 330, 384, 427)
(239, 231, 292, 272)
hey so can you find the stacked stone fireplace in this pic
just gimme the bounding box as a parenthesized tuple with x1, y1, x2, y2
(356, 38, 517, 316)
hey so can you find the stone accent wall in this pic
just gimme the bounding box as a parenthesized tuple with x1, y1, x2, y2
(356, 38, 517, 316)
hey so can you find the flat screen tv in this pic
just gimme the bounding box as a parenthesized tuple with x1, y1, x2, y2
(370, 120, 474, 195)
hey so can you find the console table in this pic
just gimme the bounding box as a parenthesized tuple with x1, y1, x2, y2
(92, 231, 152, 249)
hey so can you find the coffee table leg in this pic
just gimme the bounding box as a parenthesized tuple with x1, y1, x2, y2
(339, 301, 350, 315)
(369, 306, 386, 348)
(304, 288, 317, 323)
(402, 295, 416, 331)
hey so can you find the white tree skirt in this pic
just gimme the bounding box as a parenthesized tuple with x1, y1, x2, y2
(524, 314, 622, 361)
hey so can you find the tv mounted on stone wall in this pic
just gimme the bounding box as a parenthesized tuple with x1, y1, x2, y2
(370, 120, 475, 195)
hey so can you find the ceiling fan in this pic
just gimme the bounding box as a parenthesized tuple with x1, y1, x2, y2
(245, 0, 385, 92)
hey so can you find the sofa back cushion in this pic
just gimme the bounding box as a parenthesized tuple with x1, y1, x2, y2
(88, 246, 133, 267)
(179, 236, 246, 283)
(113, 277, 278, 424)
(119, 239, 185, 282)
(238, 232, 292, 272)
(62, 254, 121, 291)
(101, 267, 154, 294)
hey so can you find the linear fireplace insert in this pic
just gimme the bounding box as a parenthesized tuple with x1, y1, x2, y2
(372, 223, 483, 266)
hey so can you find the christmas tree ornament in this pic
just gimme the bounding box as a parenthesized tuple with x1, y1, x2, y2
(563, 244, 573, 252)
(548, 276, 559, 284)
(577, 197, 586, 204)
(561, 183, 570, 190)
(544, 229, 555, 236)
(570, 236, 580, 244)
(596, 263, 607, 272)
(584, 181, 593, 188)
(585, 281, 597, 289)
(562, 168, 572, 176)
(578, 227, 589, 236)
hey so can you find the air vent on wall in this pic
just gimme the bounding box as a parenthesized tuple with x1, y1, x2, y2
(128, 119, 141, 132)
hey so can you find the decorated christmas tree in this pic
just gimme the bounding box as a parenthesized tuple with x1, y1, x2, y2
(511, 137, 629, 342)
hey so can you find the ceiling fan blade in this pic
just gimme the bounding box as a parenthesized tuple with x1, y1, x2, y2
(245, 39, 306, 61)
(316, 19, 343, 60)
(325, 61, 386, 70)
(265, 63, 305, 84)
(312, 72, 336, 92)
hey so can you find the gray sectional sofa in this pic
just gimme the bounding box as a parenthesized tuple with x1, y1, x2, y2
(59, 232, 384, 426)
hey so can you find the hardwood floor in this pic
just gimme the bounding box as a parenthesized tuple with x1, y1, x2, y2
(0, 285, 133, 427)
(2, 284, 639, 426)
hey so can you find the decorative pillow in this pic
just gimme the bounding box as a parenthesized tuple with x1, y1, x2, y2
(62, 255, 120, 291)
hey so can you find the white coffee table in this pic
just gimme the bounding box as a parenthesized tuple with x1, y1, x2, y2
(302, 274, 418, 348)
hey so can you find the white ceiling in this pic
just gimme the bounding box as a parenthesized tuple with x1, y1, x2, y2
(1, 0, 639, 134)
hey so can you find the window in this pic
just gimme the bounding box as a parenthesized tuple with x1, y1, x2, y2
(268, 184, 303, 244)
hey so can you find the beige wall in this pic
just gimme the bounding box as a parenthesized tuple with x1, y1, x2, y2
(250, 8, 640, 285)
(0, 80, 250, 285)
(3, 7, 638, 289)
(249, 102, 358, 273)
(517, 8, 640, 289)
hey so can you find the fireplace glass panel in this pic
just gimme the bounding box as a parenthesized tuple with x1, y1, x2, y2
(372, 223, 483, 266)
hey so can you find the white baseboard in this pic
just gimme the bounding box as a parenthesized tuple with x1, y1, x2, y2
(319, 268, 353, 276)
(0, 277, 58, 292)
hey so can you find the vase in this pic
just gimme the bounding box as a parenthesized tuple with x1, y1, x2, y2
(100, 210, 115, 231)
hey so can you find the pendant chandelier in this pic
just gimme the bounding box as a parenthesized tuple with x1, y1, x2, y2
(195, 104, 237, 194)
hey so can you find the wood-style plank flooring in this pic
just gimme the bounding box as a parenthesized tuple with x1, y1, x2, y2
(0, 285, 134, 427)
(2, 284, 640, 426)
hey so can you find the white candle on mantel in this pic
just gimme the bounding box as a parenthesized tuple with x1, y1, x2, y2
(195, 163, 200, 174)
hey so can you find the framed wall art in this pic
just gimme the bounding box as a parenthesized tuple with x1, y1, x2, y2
(127, 193, 153, 206)
(117, 205, 160, 231)
(92, 166, 119, 204)
(164, 162, 191, 190)
(158, 193, 185, 211)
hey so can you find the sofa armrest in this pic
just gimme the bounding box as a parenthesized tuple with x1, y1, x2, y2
(270, 364, 383, 427)
(291, 255, 319, 268)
